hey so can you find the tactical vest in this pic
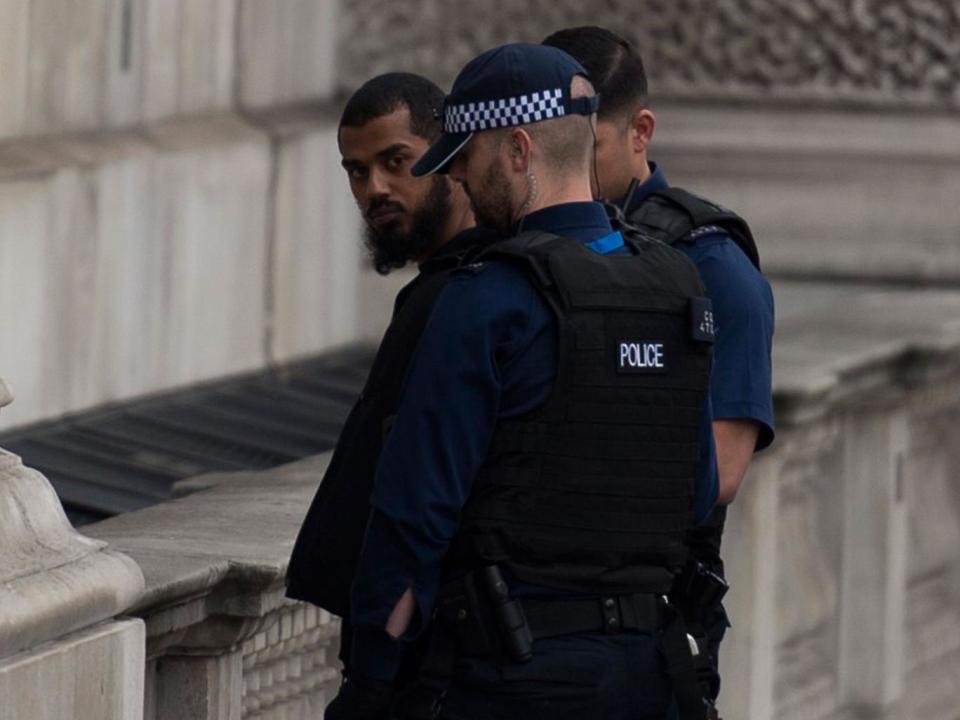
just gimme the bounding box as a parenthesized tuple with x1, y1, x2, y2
(619, 185, 762, 575)
(446, 230, 714, 595)
(621, 186, 760, 270)
(286, 228, 496, 616)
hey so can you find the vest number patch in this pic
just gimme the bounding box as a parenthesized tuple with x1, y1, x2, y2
(617, 341, 667, 374)
(690, 297, 715, 343)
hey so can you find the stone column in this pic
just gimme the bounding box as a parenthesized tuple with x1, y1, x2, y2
(153, 652, 244, 720)
(838, 409, 909, 711)
(719, 449, 783, 720)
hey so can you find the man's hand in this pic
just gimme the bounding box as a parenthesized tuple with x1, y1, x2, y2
(324, 674, 394, 720)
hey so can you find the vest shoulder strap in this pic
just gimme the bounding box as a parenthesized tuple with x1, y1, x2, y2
(627, 187, 761, 270)
(475, 231, 566, 294)
(478, 229, 704, 312)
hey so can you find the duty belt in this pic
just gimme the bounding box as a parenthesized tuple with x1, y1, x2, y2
(414, 568, 713, 720)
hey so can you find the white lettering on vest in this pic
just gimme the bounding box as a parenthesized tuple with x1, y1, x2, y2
(617, 342, 665, 371)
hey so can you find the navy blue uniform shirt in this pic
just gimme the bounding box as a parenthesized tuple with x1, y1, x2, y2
(349, 201, 718, 681)
(625, 164, 776, 449)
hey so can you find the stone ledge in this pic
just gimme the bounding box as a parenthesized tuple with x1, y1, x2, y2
(0, 111, 272, 182)
(85, 454, 331, 654)
(651, 105, 960, 285)
(654, 104, 960, 163)
(771, 280, 960, 426)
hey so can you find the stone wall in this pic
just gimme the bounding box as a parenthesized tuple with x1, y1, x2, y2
(340, 0, 960, 286)
(0, 0, 404, 431)
(2, 0, 958, 430)
(339, 0, 960, 110)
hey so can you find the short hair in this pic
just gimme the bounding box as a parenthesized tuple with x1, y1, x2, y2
(339, 72, 445, 141)
(542, 26, 648, 121)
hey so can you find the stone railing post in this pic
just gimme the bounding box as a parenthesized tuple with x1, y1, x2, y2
(720, 450, 782, 720)
(0, 381, 146, 720)
(838, 409, 909, 712)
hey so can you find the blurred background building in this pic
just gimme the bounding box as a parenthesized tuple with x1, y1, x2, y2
(1, 1, 959, 719)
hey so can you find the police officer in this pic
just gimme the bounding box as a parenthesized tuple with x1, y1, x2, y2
(324, 43, 719, 720)
(286, 72, 496, 668)
(544, 26, 776, 714)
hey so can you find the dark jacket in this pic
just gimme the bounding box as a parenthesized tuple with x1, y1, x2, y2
(285, 227, 497, 617)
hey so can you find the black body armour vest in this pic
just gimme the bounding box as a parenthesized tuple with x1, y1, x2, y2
(622, 185, 760, 271)
(286, 228, 496, 616)
(446, 230, 714, 595)
(619, 185, 761, 575)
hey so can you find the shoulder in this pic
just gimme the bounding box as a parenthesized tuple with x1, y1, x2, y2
(426, 259, 544, 337)
(683, 232, 772, 309)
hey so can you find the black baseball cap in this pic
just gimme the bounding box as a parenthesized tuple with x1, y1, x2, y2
(411, 43, 599, 177)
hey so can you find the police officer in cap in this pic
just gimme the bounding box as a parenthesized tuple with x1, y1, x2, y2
(325, 43, 719, 720)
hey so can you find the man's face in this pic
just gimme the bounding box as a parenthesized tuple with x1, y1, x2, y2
(449, 132, 517, 237)
(593, 118, 637, 201)
(340, 107, 451, 274)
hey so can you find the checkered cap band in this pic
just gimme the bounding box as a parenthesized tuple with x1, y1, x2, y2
(444, 88, 567, 133)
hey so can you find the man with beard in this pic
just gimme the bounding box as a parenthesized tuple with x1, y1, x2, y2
(325, 44, 719, 720)
(286, 72, 495, 678)
(544, 27, 776, 717)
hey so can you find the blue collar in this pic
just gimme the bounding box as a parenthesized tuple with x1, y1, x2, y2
(620, 162, 669, 216)
(515, 201, 614, 244)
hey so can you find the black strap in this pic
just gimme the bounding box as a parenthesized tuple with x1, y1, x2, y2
(568, 95, 600, 115)
(658, 601, 710, 720)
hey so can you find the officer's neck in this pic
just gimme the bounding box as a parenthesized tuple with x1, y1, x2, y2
(632, 155, 653, 185)
(523, 174, 594, 216)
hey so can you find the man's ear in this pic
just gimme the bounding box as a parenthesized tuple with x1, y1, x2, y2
(628, 108, 656, 155)
(508, 128, 533, 172)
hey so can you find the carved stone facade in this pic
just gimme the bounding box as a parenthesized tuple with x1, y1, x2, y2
(339, 0, 960, 109)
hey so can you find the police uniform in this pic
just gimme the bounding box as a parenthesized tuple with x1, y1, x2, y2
(617, 164, 776, 709)
(325, 45, 720, 720)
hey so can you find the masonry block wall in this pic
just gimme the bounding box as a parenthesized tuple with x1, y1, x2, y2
(0, 0, 402, 431)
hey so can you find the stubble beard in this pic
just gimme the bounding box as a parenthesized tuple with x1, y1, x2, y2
(469, 161, 516, 237)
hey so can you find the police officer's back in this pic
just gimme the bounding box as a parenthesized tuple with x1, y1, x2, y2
(324, 44, 721, 720)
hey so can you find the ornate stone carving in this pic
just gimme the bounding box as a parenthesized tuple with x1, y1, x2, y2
(339, 0, 960, 109)
(0, 383, 145, 660)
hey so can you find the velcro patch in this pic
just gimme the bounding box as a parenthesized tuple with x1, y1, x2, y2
(616, 340, 668, 374)
(690, 297, 715, 343)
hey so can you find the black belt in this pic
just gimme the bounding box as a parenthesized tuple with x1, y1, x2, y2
(520, 592, 666, 639)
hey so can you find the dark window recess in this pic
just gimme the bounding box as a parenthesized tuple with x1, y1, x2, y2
(0, 345, 376, 526)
